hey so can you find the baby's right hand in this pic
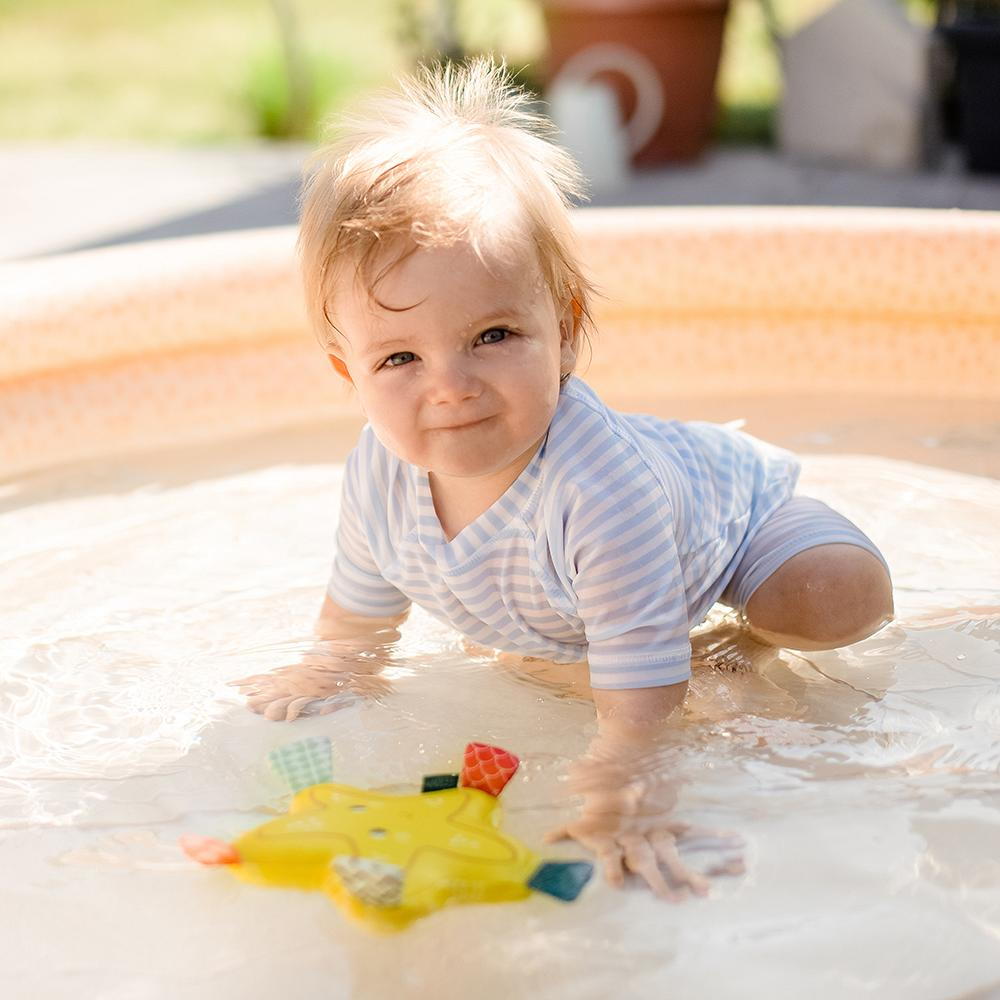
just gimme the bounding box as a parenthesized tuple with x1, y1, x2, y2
(230, 651, 392, 722)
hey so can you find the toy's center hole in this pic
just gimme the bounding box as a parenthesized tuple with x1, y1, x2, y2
(368, 828, 388, 839)
(349, 804, 366, 812)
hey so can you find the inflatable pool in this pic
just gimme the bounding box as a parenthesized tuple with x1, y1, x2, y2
(2, 208, 999, 998)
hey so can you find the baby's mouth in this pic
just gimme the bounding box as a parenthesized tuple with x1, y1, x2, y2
(432, 416, 493, 431)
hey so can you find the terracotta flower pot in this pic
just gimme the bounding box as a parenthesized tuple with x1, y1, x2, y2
(543, 0, 731, 166)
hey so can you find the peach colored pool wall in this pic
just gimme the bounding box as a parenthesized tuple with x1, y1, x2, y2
(3, 207, 1000, 999)
(2, 207, 998, 481)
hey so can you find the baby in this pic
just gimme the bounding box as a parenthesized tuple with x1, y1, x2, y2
(235, 59, 894, 899)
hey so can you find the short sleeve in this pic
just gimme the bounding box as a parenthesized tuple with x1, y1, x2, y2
(564, 445, 692, 690)
(326, 438, 411, 618)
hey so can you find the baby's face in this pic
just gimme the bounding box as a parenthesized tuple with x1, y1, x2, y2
(332, 241, 576, 487)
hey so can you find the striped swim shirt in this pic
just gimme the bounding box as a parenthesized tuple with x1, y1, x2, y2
(327, 376, 800, 690)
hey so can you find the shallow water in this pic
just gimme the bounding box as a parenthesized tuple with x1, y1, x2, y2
(2, 437, 1000, 1000)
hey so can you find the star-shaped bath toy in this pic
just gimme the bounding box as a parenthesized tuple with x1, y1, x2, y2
(181, 739, 592, 931)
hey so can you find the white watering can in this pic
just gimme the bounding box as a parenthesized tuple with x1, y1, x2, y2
(547, 42, 666, 192)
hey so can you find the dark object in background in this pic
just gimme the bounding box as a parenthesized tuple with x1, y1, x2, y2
(936, 0, 1000, 172)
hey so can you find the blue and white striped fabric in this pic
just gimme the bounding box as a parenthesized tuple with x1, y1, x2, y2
(327, 377, 800, 690)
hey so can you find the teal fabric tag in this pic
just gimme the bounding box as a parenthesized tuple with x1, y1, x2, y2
(527, 861, 594, 901)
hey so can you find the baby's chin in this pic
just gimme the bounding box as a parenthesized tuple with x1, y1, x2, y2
(373, 419, 548, 482)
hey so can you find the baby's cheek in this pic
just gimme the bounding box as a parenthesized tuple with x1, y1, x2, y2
(358, 387, 402, 434)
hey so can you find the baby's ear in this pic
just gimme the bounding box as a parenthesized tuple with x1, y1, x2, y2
(559, 297, 581, 352)
(327, 355, 353, 383)
(560, 296, 582, 337)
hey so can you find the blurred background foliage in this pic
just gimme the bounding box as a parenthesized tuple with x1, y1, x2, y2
(0, 0, 937, 145)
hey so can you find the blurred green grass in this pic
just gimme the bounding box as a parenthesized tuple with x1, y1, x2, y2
(0, 0, 936, 144)
(0, 0, 400, 141)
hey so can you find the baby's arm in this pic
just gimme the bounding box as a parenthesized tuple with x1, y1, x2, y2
(592, 682, 688, 731)
(231, 595, 410, 721)
(545, 679, 744, 900)
(314, 594, 410, 640)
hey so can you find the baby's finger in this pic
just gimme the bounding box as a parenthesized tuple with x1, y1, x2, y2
(282, 696, 319, 722)
(317, 698, 346, 716)
(671, 824, 744, 848)
(244, 695, 276, 714)
(589, 837, 626, 889)
(262, 697, 294, 721)
(261, 696, 310, 722)
(228, 674, 270, 689)
(245, 691, 284, 711)
(651, 832, 710, 897)
(704, 856, 746, 877)
(544, 827, 625, 888)
(620, 834, 681, 901)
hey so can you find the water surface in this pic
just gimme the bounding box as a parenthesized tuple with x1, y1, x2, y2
(2, 430, 999, 1000)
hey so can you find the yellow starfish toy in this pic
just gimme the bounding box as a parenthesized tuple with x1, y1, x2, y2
(181, 738, 592, 932)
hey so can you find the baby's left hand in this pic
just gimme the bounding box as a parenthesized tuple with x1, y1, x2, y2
(544, 760, 744, 901)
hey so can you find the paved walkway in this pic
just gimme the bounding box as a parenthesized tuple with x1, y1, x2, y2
(2, 141, 999, 262)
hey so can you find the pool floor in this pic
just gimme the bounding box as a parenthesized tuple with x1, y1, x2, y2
(2, 426, 999, 999)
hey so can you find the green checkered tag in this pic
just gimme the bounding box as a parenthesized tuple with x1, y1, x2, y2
(269, 737, 333, 792)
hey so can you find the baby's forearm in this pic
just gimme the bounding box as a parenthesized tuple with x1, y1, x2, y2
(568, 679, 689, 793)
(315, 593, 408, 642)
(556, 679, 689, 862)
(303, 636, 396, 678)
(591, 679, 688, 747)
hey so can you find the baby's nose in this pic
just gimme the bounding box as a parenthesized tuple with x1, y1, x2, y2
(426, 358, 481, 404)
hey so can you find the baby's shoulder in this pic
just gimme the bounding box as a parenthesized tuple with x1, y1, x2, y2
(553, 378, 636, 443)
(544, 382, 666, 506)
(557, 378, 750, 469)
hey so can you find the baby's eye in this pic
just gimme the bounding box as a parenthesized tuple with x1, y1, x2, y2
(477, 327, 510, 345)
(383, 351, 416, 368)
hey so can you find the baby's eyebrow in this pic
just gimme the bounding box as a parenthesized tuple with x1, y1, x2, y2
(462, 307, 525, 329)
(366, 336, 410, 355)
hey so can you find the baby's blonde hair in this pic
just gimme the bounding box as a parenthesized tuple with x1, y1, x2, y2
(297, 57, 596, 368)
